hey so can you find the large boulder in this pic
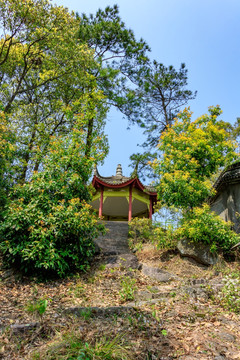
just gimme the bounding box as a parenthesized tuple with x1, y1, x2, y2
(177, 239, 218, 266)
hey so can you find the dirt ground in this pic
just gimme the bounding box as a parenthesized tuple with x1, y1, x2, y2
(0, 245, 240, 359)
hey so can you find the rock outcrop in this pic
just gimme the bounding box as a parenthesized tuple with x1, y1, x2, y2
(177, 239, 218, 266)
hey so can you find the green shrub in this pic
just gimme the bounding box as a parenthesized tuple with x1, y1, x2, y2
(153, 225, 177, 250)
(128, 218, 153, 250)
(0, 134, 104, 277)
(129, 218, 153, 241)
(218, 272, 240, 313)
(175, 204, 240, 253)
(129, 217, 177, 251)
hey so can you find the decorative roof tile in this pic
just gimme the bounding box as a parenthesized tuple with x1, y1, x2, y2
(93, 164, 157, 194)
(213, 161, 240, 191)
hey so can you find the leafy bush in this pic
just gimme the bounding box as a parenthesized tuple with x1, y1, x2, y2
(128, 218, 153, 250)
(128, 217, 177, 251)
(218, 272, 240, 313)
(153, 225, 177, 250)
(175, 204, 240, 253)
(0, 133, 104, 277)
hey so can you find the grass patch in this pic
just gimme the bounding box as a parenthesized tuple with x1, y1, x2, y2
(119, 276, 137, 302)
(31, 332, 132, 360)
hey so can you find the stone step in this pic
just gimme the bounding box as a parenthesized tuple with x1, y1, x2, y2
(98, 222, 129, 237)
(95, 221, 130, 254)
(94, 221, 139, 269)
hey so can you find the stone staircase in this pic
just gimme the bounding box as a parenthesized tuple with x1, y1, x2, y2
(94, 221, 139, 269)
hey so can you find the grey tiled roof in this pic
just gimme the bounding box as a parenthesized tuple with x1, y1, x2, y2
(213, 161, 240, 191)
(94, 164, 156, 193)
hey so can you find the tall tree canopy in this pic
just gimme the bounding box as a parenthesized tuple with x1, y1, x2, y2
(128, 62, 196, 180)
(78, 4, 150, 116)
(0, 0, 108, 182)
(0, 0, 93, 111)
(77, 5, 151, 158)
(138, 61, 197, 148)
(152, 106, 237, 209)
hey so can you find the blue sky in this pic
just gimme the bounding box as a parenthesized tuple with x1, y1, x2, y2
(55, 0, 240, 179)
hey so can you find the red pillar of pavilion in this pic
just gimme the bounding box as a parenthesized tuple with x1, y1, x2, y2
(149, 197, 153, 220)
(128, 185, 133, 221)
(99, 186, 104, 217)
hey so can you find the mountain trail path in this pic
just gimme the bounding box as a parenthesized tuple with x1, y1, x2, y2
(94, 221, 139, 269)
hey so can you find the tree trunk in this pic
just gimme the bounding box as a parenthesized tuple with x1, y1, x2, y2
(85, 117, 94, 158)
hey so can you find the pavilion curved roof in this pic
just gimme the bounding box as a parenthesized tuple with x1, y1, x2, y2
(213, 161, 240, 191)
(92, 165, 157, 195)
(208, 161, 240, 204)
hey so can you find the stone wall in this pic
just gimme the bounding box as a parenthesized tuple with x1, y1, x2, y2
(210, 183, 240, 233)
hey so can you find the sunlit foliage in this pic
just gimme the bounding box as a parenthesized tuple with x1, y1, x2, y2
(153, 106, 237, 209)
(176, 204, 239, 253)
(0, 109, 15, 217)
(0, 116, 105, 277)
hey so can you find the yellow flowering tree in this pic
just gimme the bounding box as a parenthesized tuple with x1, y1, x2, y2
(153, 106, 237, 209)
(152, 106, 239, 252)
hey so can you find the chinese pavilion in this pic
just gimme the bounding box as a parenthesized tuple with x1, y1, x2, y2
(90, 164, 157, 221)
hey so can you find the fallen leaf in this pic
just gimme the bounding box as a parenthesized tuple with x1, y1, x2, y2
(204, 322, 212, 327)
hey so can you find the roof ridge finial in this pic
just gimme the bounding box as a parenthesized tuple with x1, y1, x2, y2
(116, 164, 122, 177)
